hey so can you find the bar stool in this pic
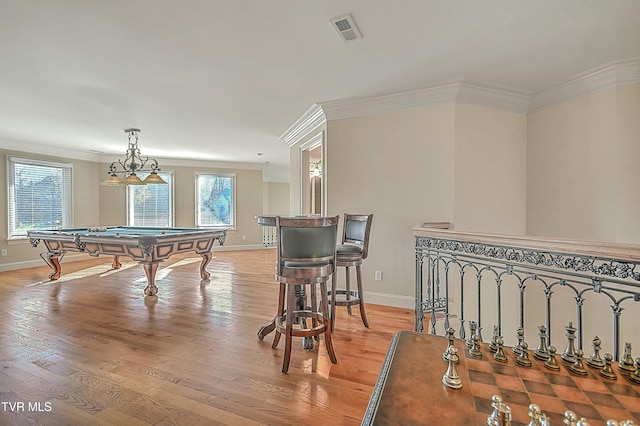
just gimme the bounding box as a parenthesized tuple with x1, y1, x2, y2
(329, 213, 373, 330)
(271, 215, 339, 374)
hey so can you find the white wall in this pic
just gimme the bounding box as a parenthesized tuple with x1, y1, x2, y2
(527, 84, 640, 243)
(326, 104, 457, 307)
(454, 103, 527, 234)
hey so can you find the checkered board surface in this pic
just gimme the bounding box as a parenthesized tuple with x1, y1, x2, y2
(462, 346, 640, 425)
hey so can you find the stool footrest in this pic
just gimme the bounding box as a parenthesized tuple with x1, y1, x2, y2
(328, 289, 361, 306)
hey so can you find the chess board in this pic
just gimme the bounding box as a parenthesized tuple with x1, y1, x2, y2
(362, 331, 640, 425)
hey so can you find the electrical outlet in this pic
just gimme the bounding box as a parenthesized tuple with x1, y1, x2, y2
(374, 270, 382, 281)
(242, 235, 247, 241)
(1, 249, 7, 256)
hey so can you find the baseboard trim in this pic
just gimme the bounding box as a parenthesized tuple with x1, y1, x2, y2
(363, 291, 415, 310)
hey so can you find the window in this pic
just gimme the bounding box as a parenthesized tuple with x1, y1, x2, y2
(7, 156, 72, 239)
(196, 173, 235, 228)
(127, 171, 174, 227)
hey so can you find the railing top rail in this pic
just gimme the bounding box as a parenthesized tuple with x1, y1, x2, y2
(412, 226, 640, 264)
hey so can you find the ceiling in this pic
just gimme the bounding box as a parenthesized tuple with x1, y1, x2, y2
(1, 1, 638, 181)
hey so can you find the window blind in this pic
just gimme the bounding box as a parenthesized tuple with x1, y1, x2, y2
(7, 156, 73, 238)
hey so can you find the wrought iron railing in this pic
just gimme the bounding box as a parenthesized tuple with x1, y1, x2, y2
(414, 224, 640, 362)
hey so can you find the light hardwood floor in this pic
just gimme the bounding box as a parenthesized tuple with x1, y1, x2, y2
(0, 249, 414, 425)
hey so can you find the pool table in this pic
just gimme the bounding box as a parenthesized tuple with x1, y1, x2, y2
(27, 226, 227, 296)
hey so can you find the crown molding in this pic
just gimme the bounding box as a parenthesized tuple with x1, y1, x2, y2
(279, 104, 326, 147)
(528, 59, 640, 112)
(317, 82, 530, 121)
(0, 138, 102, 162)
(456, 84, 530, 114)
(281, 60, 640, 135)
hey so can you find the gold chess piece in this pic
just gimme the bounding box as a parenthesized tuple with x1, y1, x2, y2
(561, 322, 577, 364)
(469, 333, 483, 358)
(516, 342, 533, 367)
(569, 349, 588, 376)
(629, 357, 640, 384)
(493, 336, 508, 363)
(488, 325, 499, 353)
(544, 345, 561, 371)
(599, 353, 617, 380)
(586, 336, 605, 369)
(533, 325, 550, 361)
(618, 342, 636, 373)
(513, 326, 525, 356)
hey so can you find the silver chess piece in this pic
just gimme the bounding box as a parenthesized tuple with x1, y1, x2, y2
(564, 410, 578, 425)
(576, 418, 591, 426)
(442, 346, 462, 389)
(561, 322, 578, 364)
(487, 394, 511, 426)
(618, 342, 636, 373)
(443, 327, 459, 363)
(513, 326, 525, 356)
(527, 403, 549, 426)
(544, 345, 561, 371)
(534, 325, 550, 361)
(586, 336, 605, 369)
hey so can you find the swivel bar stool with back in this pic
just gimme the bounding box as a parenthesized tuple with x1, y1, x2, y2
(329, 213, 373, 330)
(271, 215, 339, 374)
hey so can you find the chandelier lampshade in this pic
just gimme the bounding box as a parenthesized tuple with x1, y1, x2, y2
(100, 128, 168, 186)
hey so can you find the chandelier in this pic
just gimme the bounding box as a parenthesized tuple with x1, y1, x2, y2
(100, 128, 167, 186)
(311, 161, 321, 177)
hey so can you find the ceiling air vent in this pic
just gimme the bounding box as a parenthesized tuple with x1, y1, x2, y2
(330, 14, 362, 43)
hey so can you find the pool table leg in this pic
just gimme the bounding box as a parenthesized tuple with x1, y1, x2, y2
(142, 262, 160, 296)
(200, 253, 212, 280)
(45, 252, 62, 280)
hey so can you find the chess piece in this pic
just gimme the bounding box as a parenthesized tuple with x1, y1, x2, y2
(467, 321, 478, 348)
(443, 327, 459, 363)
(469, 333, 483, 358)
(487, 394, 512, 426)
(569, 349, 588, 376)
(527, 403, 549, 426)
(629, 357, 640, 384)
(576, 419, 591, 426)
(442, 346, 462, 389)
(605, 421, 619, 426)
(516, 342, 533, 367)
(513, 326, 525, 356)
(619, 421, 638, 426)
(561, 322, 577, 363)
(494, 336, 508, 363)
(599, 353, 617, 380)
(534, 325, 550, 361)
(564, 410, 578, 425)
(488, 325, 499, 353)
(618, 342, 636, 373)
(544, 345, 561, 371)
(586, 336, 605, 369)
